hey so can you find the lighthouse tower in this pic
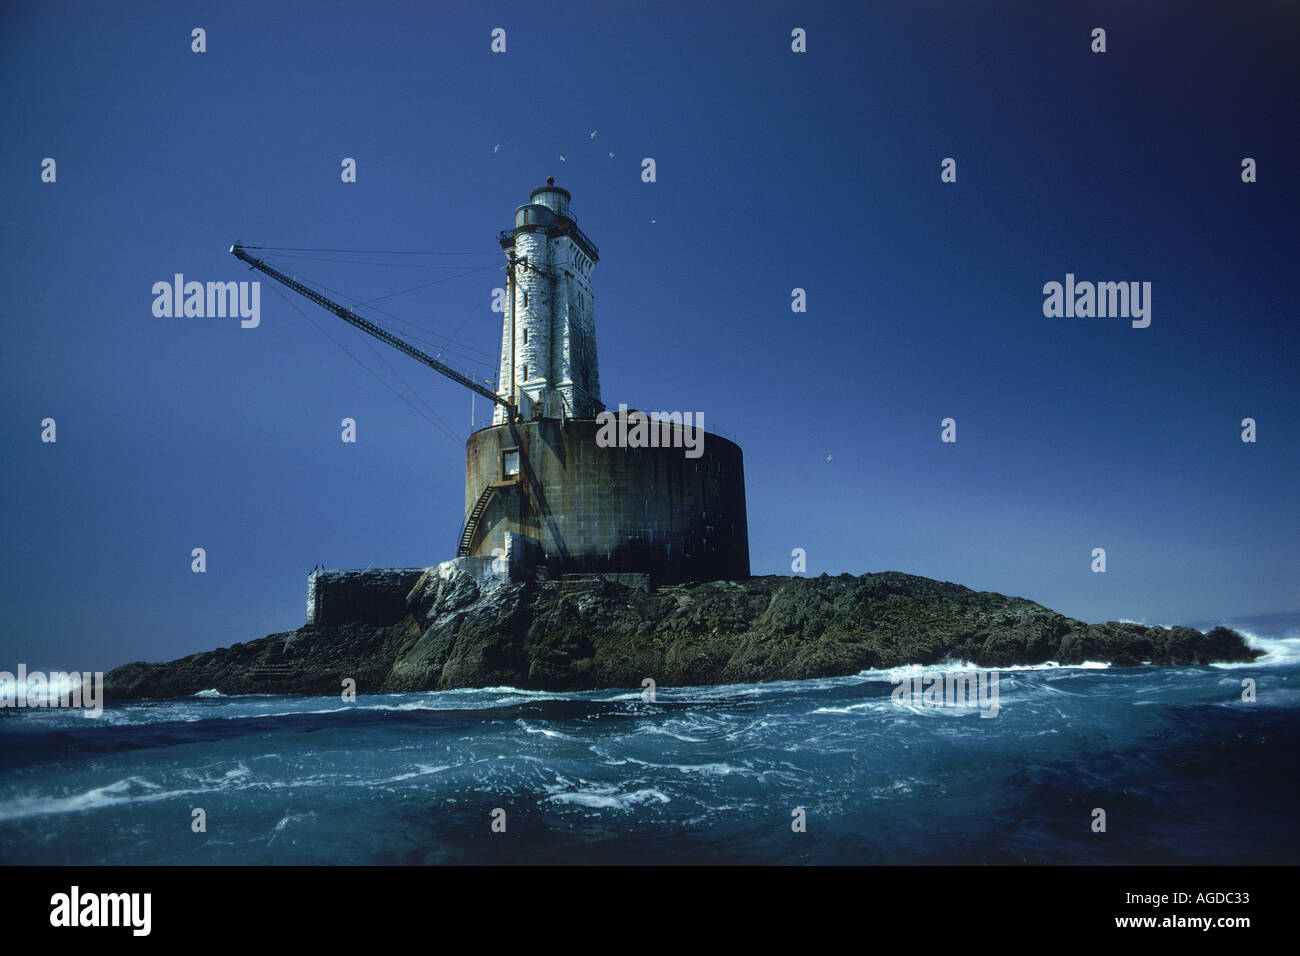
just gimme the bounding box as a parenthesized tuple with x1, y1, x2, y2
(493, 177, 603, 423)
(462, 177, 748, 583)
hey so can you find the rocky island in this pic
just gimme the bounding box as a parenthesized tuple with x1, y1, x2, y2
(103, 565, 1260, 699)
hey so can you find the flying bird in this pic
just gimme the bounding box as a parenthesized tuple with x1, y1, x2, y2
(492, 143, 501, 153)
(559, 153, 567, 162)
(826, 454, 833, 463)
(589, 130, 597, 139)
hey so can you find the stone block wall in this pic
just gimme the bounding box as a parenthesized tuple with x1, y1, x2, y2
(305, 568, 428, 626)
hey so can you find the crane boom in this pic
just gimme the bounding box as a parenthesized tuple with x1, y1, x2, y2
(229, 243, 513, 416)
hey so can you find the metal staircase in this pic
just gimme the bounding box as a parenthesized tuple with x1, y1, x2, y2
(457, 484, 497, 557)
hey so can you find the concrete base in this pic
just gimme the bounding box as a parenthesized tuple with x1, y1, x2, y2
(464, 418, 750, 583)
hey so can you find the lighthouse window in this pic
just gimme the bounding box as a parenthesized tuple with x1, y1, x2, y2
(523, 291, 529, 307)
(503, 449, 519, 477)
(522, 364, 528, 380)
(523, 329, 528, 345)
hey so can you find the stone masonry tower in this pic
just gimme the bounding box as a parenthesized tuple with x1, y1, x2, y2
(493, 178, 603, 423)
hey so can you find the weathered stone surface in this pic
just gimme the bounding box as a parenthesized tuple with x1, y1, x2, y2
(103, 620, 420, 699)
(104, 570, 1262, 699)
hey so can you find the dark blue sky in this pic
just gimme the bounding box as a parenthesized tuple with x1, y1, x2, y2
(3, 0, 1297, 671)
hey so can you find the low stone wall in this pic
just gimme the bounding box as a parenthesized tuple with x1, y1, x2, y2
(305, 540, 550, 627)
(305, 568, 428, 626)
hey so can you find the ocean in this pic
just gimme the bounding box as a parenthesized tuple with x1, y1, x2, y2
(2, 615, 1296, 865)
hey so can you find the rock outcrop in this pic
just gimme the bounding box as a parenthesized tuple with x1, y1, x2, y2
(104, 569, 1261, 699)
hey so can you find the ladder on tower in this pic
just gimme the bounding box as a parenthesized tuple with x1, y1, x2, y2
(457, 484, 497, 557)
(457, 478, 521, 556)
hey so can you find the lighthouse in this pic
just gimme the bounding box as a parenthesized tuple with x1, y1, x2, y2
(493, 177, 604, 423)
(236, 179, 749, 624)
(460, 178, 750, 583)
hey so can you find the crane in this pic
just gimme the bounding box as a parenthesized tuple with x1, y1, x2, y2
(228, 243, 515, 421)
